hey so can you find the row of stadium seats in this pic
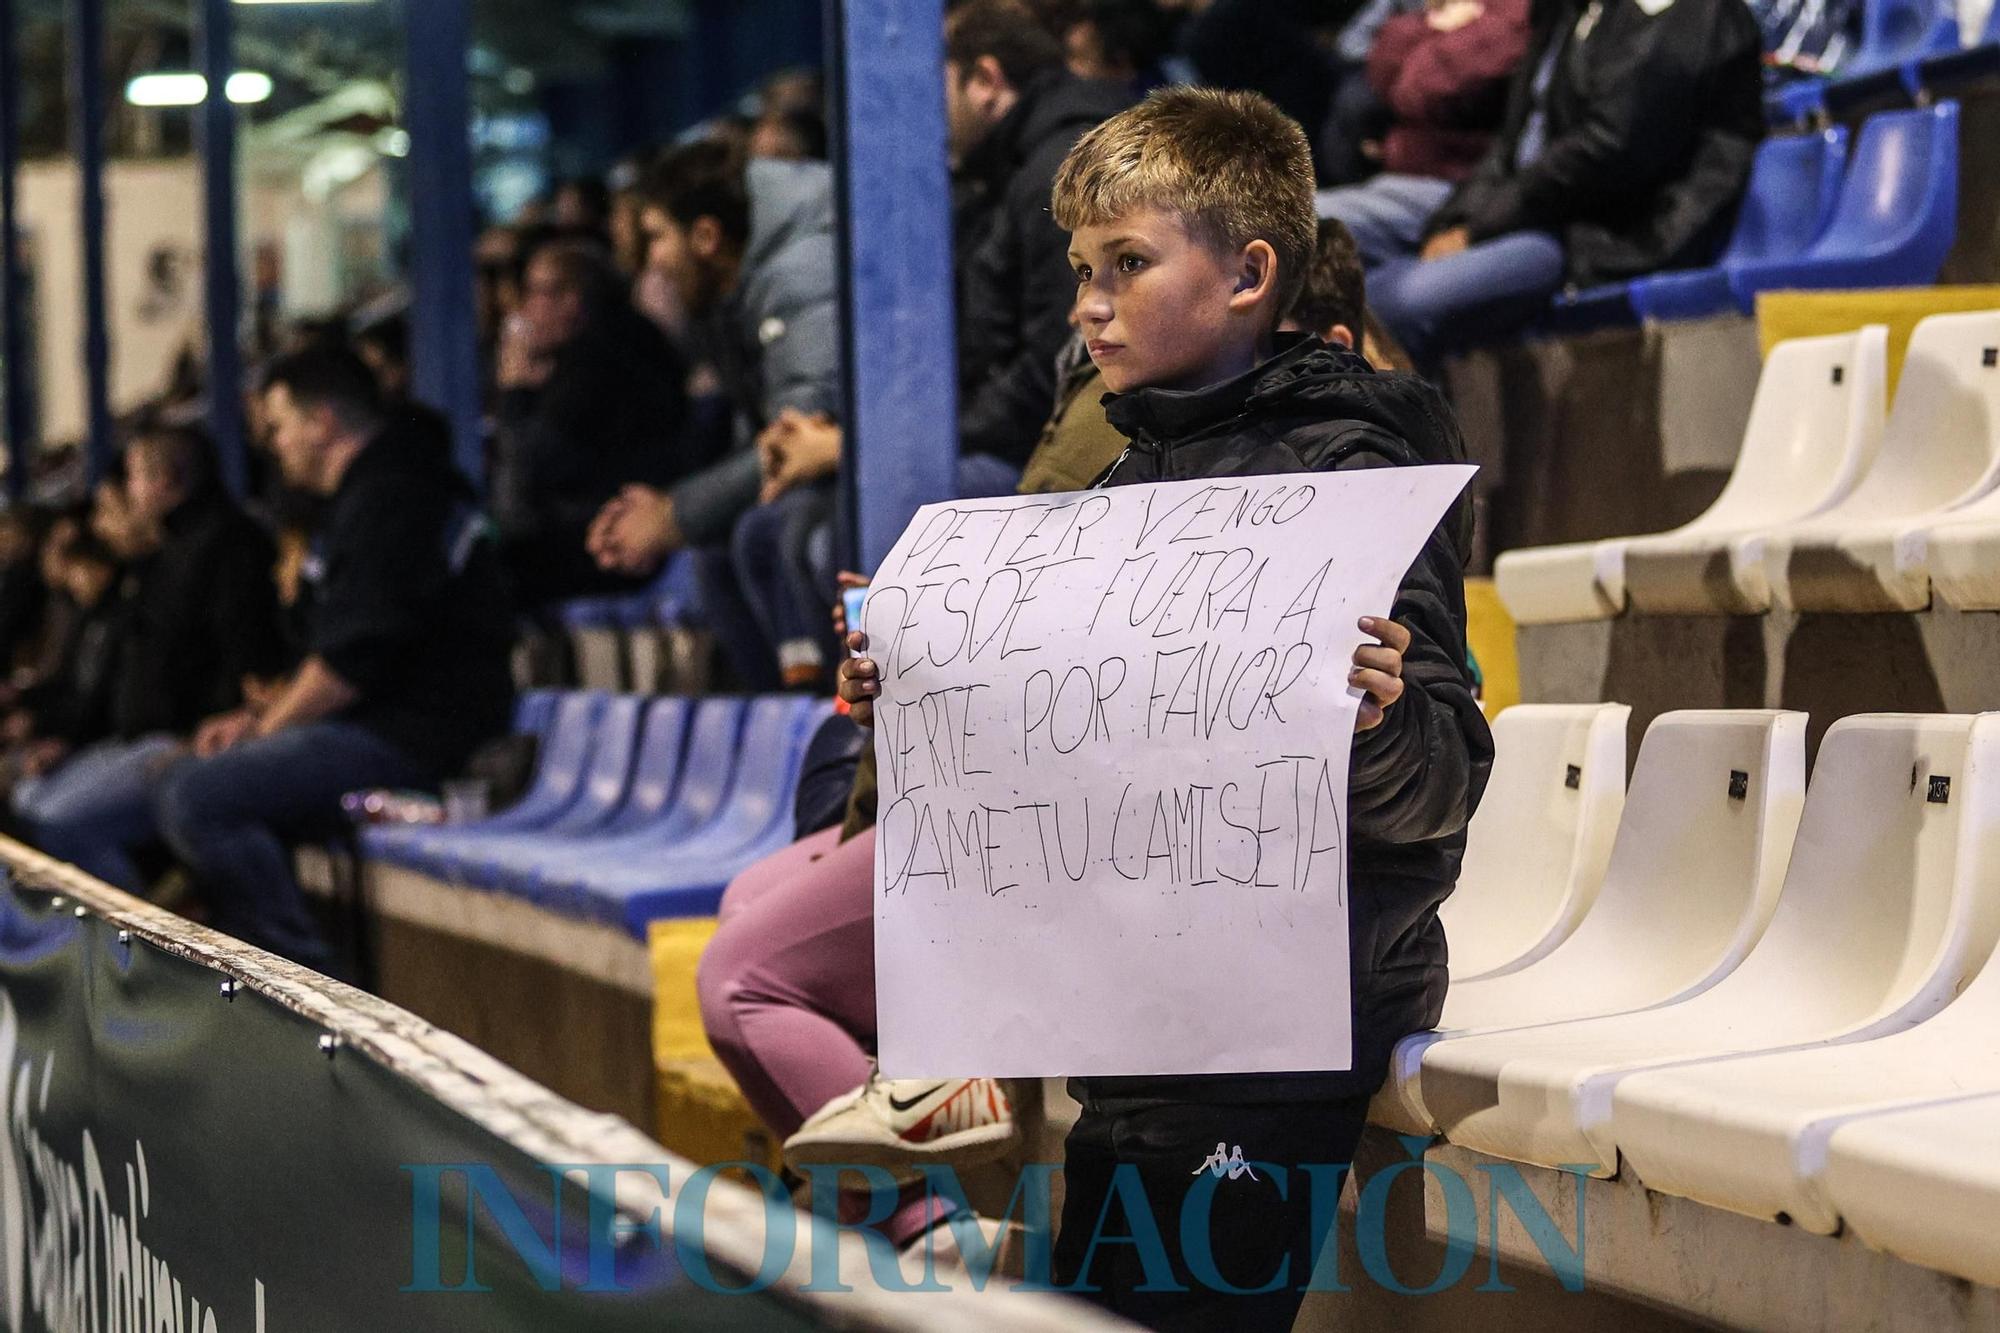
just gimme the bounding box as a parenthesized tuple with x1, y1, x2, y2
(554, 554, 711, 693)
(363, 691, 829, 936)
(1497, 307, 2000, 622)
(1552, 102, 1959, 328)
(1399, 704, 2000, 1288)
(1769, 0, 2000, 121)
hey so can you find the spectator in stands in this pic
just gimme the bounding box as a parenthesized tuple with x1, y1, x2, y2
(493, 236, 689, 608)
(1315, 0, 1532, 236)
(155, 347, 514, 968)
(584, 139, 842, 690)
(1358, 0, 1764, 368)
(12, 427, 285, 892)
(853, 87, 1491, 1321)
(2, 532, 123, 794)
(949, 0, 1134, 486)
(0, 508, 52, 676)
(354, 315, 411, 402)
(1058, 0, 1178, 92)
(550, 177, 613, 237)
(749, 107, 828, 162)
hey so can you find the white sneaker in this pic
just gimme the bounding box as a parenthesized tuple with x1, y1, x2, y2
(784, 1070, 1019, 1171)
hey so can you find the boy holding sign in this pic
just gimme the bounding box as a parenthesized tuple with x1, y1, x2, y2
(840, 87, 1491, 1328)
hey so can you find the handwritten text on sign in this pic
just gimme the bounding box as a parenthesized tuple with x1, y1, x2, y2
(870, 467, 1475, 1078)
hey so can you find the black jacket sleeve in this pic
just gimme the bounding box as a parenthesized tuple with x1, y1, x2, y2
(199, 527, 285, 718)
(1347, 526, 1490, 848)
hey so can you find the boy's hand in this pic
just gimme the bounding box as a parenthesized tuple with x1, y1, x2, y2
(1352, 616, 1411, 732)
(836, 631, 878, 729)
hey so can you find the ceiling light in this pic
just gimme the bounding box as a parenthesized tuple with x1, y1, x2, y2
(124, 71, 274, 107)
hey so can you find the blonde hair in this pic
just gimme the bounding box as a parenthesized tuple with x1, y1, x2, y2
(1051, 86, 1318, 320)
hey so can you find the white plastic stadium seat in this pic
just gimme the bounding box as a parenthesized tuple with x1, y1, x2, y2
(1423, 714, 2000, 1175)
(1609, 717, 2000, 1232)
(1371, 710, 1806, 1136)
(1907, 325, 2000, 608)
(1821, 1094, 2000, 1287)
(1756, 309, 2000, 612)
(1442, 703, 1631, 982)
(1493, 326, 1888, 624)
(1622, 326, 1888, 615)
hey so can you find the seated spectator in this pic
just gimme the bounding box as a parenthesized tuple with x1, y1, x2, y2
(1058, 0, 1178, 96)
(155, 347, 514, 968)
(354, 315, 411, 402)
(949, 0, 1134, 486)
(0, 507, 52, 676)
(12, 426, 284, 891)
(1355, 0, 1763, 368)
(493, 236, 689, 608)
(1316, 0, 1531, 242)
(585, 139, 842, 690)
(3, 531, 123, 794)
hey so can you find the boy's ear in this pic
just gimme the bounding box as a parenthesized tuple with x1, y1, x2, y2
(1228, 239, 1279, 318)
(1326, 323, 1356, 350)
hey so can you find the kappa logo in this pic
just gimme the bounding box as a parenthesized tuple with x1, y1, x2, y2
(1192, 1142, 1260, 1182)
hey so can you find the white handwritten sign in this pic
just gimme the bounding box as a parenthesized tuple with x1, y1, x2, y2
(868, 466, 1476, 1078)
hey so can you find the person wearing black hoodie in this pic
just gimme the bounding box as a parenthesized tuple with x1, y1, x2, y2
(11, 426, 286, 891)
(154, 346, 514, 967)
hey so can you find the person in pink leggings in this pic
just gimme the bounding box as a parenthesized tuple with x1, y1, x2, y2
(697, 821, 1017, 1254)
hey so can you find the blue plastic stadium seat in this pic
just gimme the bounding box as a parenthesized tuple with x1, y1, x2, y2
(1630, 128, 1849, 321)
(363, 690, 608, 870)
(443, 694, 650, 884)
(1916, 0, 2000, 89)
(1766, 78, 1829, 127)
(450, 696, 705, 892)
(479, 695, 750, 898)
(1821, 0, 1960, 106)
(1727, 102, 1958, 306)
(1544, 283, 1636, 334)
(513, 688, 558, 739)
(538, 695, 829, 935)
(557, 597, 624, 631)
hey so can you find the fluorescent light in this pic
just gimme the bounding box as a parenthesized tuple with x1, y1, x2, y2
(225, 72, 273, 103)
(126, 73, 208, 107)
(123, 71, 273, 107)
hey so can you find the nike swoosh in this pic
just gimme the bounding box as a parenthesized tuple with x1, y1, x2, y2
(887, 1083, 952, 1113)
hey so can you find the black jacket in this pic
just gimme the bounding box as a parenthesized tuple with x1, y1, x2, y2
(955, 72, 1133, 469)
(307, 415, 515, 778)
(1075, 336, 1493, 1104)
(22, 594, 124, 748)
(111, 491, 284, 740)
(1427, 0, 1764, 287)
(494, 310, 687, 564)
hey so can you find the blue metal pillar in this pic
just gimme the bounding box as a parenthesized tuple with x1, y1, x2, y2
(827, 0, 958, 571)
(196, 0, 246, 494)
(401, 0, 483, 486)
(0, 0, 30, 498)
(68, 0, 112, 481)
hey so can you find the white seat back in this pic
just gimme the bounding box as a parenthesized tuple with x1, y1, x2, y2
(1445, 703, 1630, 981)
(1441, 710, 1806, 1030)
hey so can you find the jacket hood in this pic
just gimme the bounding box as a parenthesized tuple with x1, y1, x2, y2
(742, 158, 837, 277)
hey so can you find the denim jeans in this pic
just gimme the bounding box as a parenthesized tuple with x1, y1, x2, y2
(153, 721, 432, 967)
(1318, 173, 1567, 369)
(731, 482, 838, 678)
(11, 733, 184, 891)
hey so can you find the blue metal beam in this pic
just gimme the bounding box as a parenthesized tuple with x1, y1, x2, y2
(67, 0, 112, 482)
(0, 0, 30, 498)
(827, 0, 957, 571)
(196, 0, 246, 495)
(401, 0, 483, 486)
